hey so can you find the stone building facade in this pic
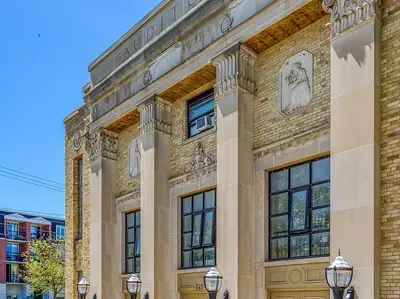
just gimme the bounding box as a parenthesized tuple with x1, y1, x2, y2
(64, 0, 400, 298)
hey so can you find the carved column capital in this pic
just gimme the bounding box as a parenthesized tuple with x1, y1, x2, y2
(139, 96, 172, 136)
(85, 128, 119, 161)
(212, 43, 257, 97)
(322, 0, 378, 37)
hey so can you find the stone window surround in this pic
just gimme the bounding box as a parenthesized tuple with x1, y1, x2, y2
(254, 133, 330, 266)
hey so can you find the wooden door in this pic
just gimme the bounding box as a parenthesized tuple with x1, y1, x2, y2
(270, 290, 330, 299)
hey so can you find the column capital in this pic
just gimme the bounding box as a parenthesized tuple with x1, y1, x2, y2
(85, 128, 118, 161)
(322, 0, 378, 38)
(139, 95, 172, 136)
(212, 43, 257, 97)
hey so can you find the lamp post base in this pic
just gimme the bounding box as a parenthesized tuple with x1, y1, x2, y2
(209, 292, 217, 299)
(333, 288, 345, 299)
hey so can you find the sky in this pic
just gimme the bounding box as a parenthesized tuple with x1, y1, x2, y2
(0, 0, 160, 217)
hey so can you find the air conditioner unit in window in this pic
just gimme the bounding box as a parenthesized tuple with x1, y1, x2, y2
(196, 114, 214, 132)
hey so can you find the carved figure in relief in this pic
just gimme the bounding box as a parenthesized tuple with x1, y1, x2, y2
(129, 138, 141, 178)
(279, 51, 314, 115)
(285, 62, 311, 111)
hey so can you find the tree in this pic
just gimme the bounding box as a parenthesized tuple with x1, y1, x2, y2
(23, 239, 65, 299)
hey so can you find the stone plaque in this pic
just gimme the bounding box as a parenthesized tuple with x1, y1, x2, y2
(128, 138, 141, 178)
(279, 50, 314, 115)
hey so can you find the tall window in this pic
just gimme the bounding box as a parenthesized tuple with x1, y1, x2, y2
(6, 222, 18, 240)
(269, 157, 330, 260)
(76, 158, 83, 239)
(187, 90, 215, 138)
(6, 243, 19, 261)
(56, 225, 65, 240)
(181, 189, 216, 269)
(31, 224, 40, 240)
(126, 211, 141, 274)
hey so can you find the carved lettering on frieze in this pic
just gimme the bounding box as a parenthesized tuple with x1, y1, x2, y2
(85, 128, 118, 161)
(279, 50, 314, 115)
(128, 138, 141, 178)
(322, 0, 377, 37)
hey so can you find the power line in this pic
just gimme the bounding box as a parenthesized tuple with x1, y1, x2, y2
(0, 164, 64, 187)
(0, 172, 64, 193)
(0, 169, 64, 191)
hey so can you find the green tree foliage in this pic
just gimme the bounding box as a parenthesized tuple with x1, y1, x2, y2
(23, 240, 65, 298)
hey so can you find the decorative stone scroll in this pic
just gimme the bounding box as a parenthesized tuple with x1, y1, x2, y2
(322, 0, 377, 37)
(279, 51, 314, 115)
(186, 142, 216, 172)
(139, 96, 172, 136)
(85, 128, 119, 161)
(213, 43, 257, 97)
(128, 138, 141, 178)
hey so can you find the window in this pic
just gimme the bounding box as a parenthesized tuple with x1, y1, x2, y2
(6, 243, 19, 261)
(269, 157, 330, 260)
(181, 189, 216, 269)
(187, 90, 215, 138)
(31, 224, 40, 240)
(7, 222, 18, 240)
(56, 225, 65, 240)
(76, 158, 83, 239)
(125, 211, 141, 274)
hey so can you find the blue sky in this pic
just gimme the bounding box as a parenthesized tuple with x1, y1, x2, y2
(0, 0, 160, 217)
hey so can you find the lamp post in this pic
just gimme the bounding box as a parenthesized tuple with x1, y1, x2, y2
(325, 254, 354, 299)
(204, 268, 223, 299)
(126, 273, 142, 299)
(77, 277, 90, 299)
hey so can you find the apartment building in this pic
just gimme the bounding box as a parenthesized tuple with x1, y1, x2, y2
(0, 209, 65, 299)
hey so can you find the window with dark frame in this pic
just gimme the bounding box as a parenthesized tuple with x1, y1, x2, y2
(76, 158, 83, 240)
(187, 90, 215, 138)
(268, 157, 330, 260)
(181, 189, 216, 269)
(125, 211, 141, 274)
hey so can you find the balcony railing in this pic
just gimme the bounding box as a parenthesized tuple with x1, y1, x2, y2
(7, 274, 24, 283)
(6, 230, 26, 241)
(6, 253, 24, 262)
(31, 231, 51, 240)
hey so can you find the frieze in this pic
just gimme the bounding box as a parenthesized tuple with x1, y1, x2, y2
(85, 128, 119, 161)
(322, 0, 377, 37)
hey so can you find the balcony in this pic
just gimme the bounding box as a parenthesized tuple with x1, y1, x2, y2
(6, 253, 24, 263)
(31, 231, 50, 240)
(7, 274, 24, 284)
(6, 230, 26, 241)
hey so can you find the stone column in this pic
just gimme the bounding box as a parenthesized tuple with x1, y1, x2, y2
(213, 44, 257, 299)
(85, 128, 119, 299)
(323, 0, 380, 298)
(139, 96, 172, 299)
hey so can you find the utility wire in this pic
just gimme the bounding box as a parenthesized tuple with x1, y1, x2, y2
(0, 169, 64, 191)
(0, 172, 64, 193)
(0, 164, 64, 187)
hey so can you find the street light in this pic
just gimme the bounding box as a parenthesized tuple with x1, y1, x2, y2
(325, 253, 354, 299)
(204, 268, 223, 299)
(77, 277, 90, 299)
(126, 274, 142, 299)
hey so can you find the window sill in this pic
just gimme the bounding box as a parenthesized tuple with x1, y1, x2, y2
(177, 267, 211, 275)
(264, 256, 330, 268)
(183, 127, 216, 145)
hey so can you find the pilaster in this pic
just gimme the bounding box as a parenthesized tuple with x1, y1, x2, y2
(85, 128, 120, 299)
(324, 0, 380, 298)
(139, 96, 173, 299)
(213, 43, 257, 299)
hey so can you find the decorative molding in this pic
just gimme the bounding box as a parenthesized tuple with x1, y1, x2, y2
(169, 163, 217, 188)
(139, 96, 172, 136)
(85, 128, 119, 161)
(186, 142, 216, 172)
(115, 189, 141, 211)
(322, 0, 377, 37)
(72, 130, 83, 152)
(213, 43, 257, 97)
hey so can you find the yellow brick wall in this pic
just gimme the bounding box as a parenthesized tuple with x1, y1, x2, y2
(254, 16, 331, 153)
(380, 3, 400, 298)
(116, 124, 140, 198)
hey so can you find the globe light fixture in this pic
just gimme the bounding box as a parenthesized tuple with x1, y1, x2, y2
(77, 277, 90, 299)
(204, 268, 223, 299)
(325, 253, 354, 299)
(126, 274, 142, 299)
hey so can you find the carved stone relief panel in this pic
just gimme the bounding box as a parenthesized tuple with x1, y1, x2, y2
(279, 51, 314, 116)
(265, 262, 328, 290)
(128, 138, 141, 178)
(185, 142, 216, 173)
